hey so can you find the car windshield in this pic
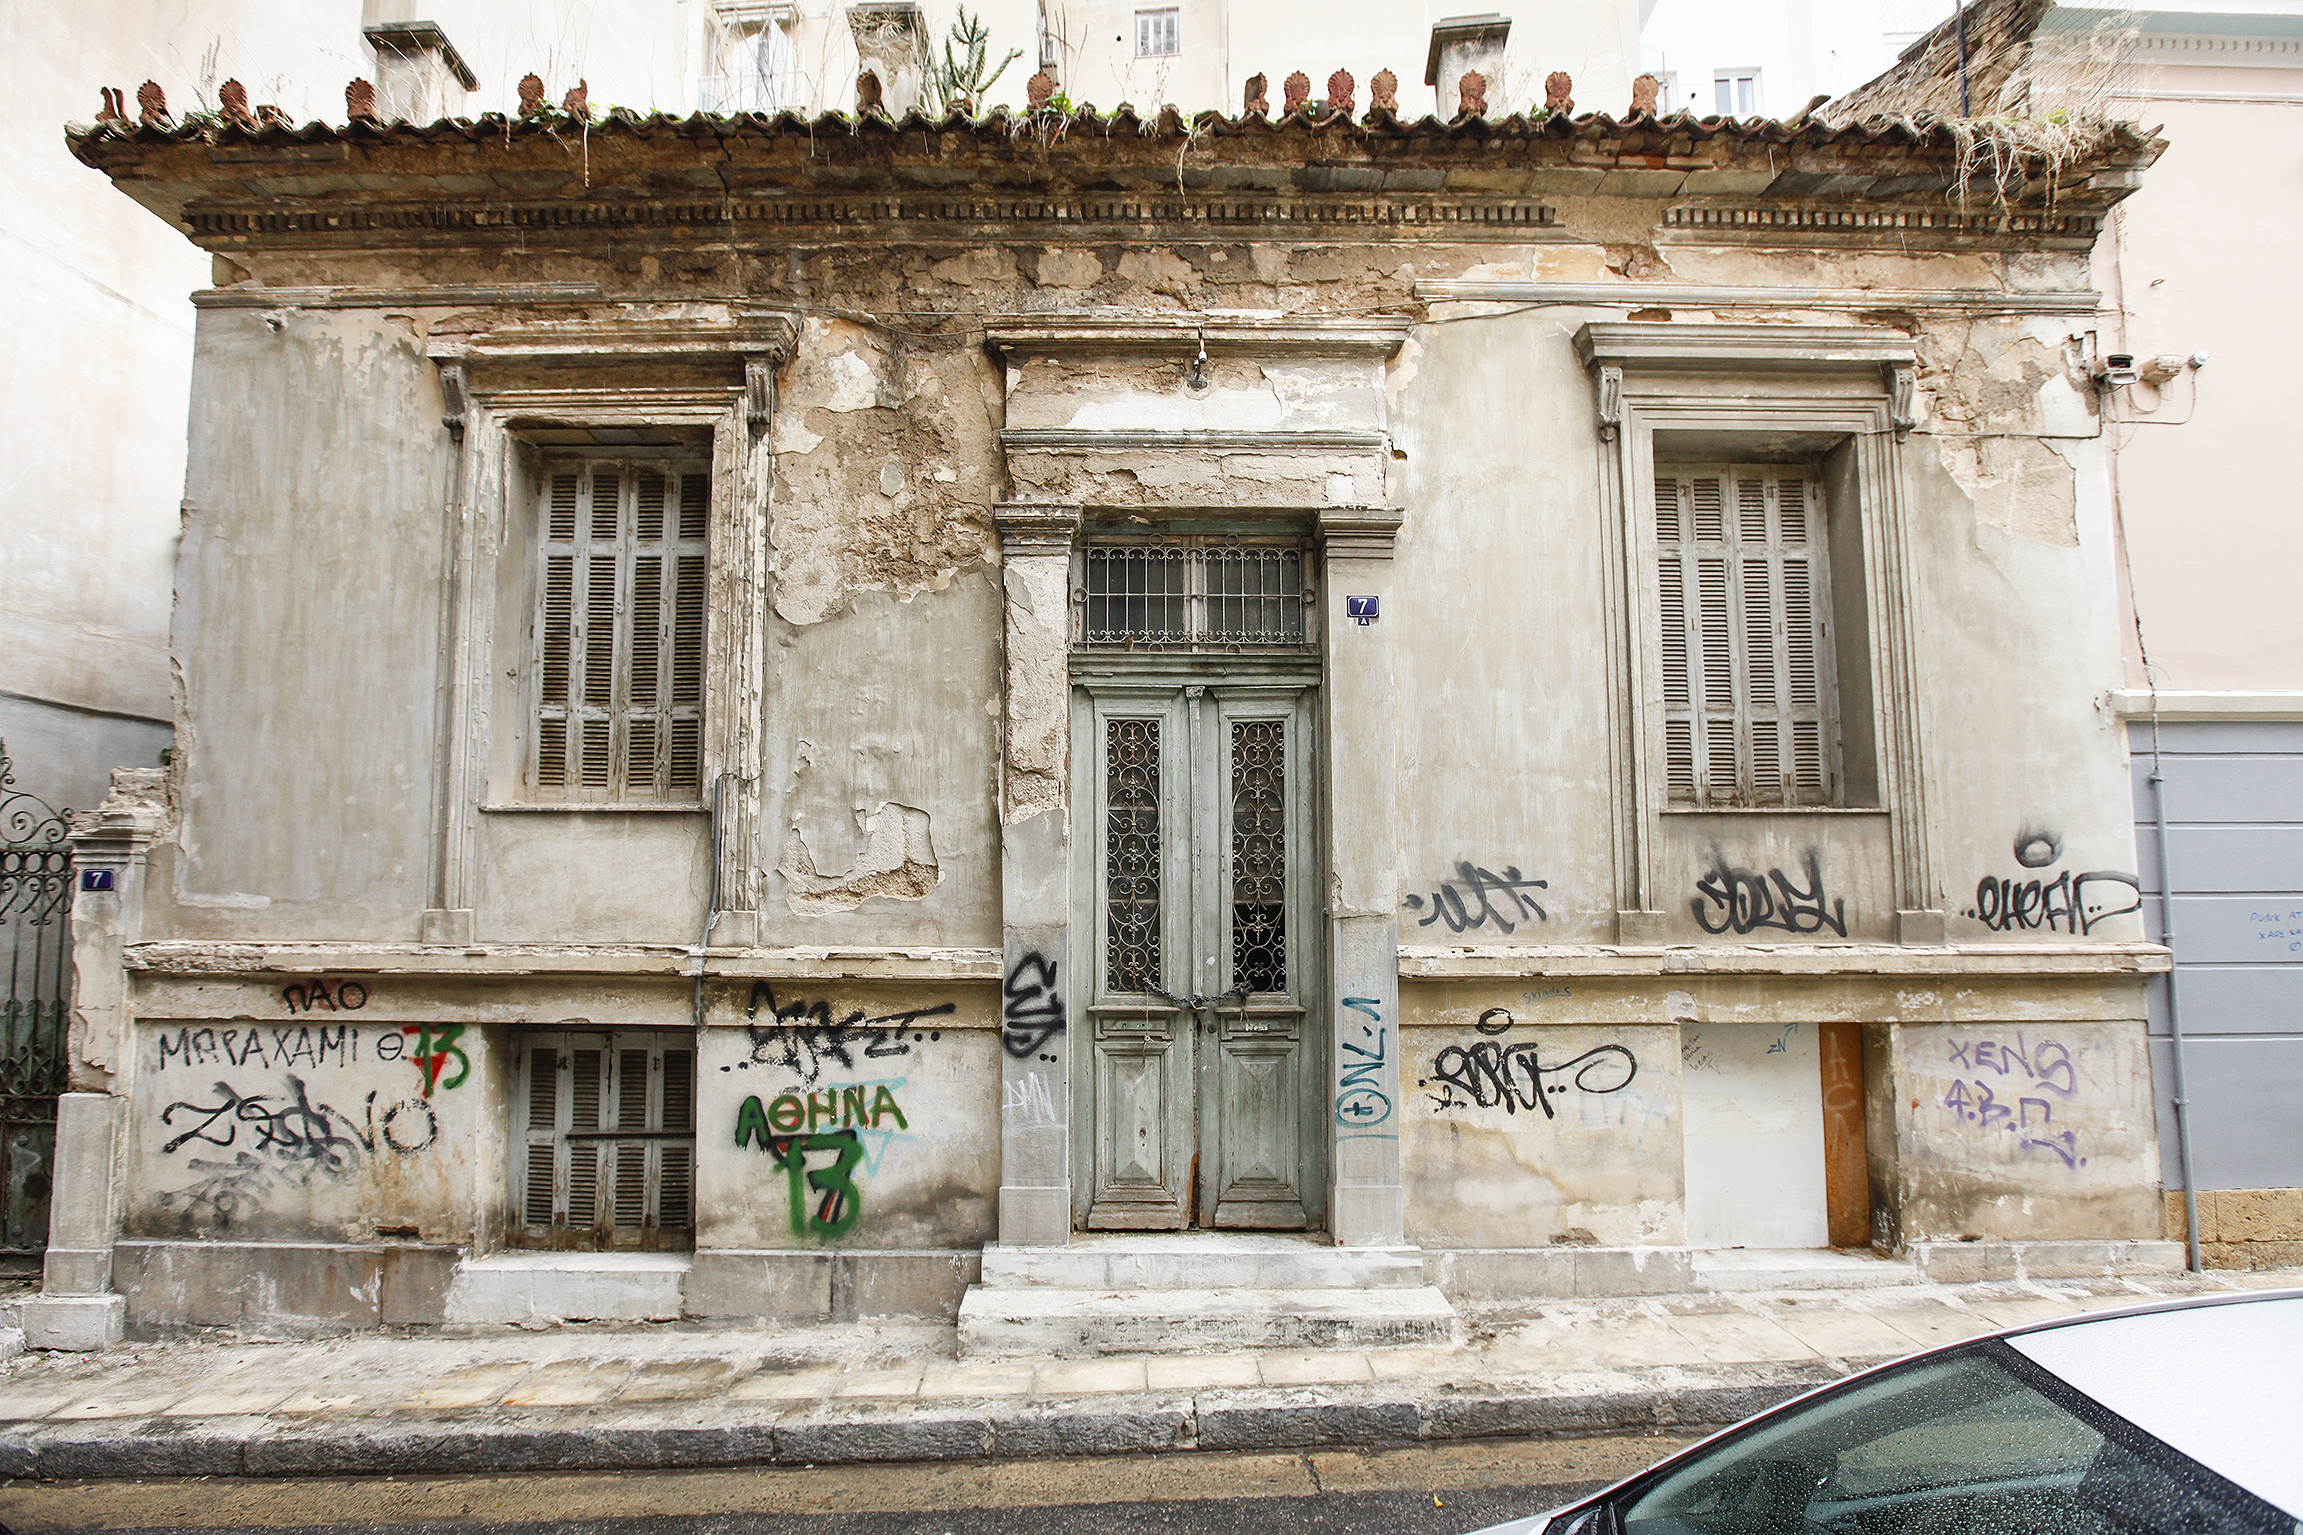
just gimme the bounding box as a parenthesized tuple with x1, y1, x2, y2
(1617, 1341, 2294, 1535)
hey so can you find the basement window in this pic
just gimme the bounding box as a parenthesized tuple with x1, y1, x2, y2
(513, 1030, 695, 1251)
(1078, 538, 1312, 650)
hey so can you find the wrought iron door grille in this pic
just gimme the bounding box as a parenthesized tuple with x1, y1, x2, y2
(1081, 542, 1309, 649)
(0, 741, 69, 1254)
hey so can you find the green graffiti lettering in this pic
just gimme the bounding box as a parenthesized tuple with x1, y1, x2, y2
(734, 1095, 771, 1148)
(767, 1092, 806, 1133)
(840, 1084, 867, 1127)
(774, 1130, 864, 1240)
(868, 1084, 908, 1130)
(806, 1088, 839, 1131)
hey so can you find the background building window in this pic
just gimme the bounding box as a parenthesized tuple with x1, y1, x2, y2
(1654, 464, 1838, 807)
(515, 1030, 695, 1250)
(1135, 8, 1179, 58)
(529, 458, 708, 802)
(1714, 68, 1760, 115)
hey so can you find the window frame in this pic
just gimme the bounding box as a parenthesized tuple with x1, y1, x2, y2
(1713, 67, 1760, 116)
(1576, 323, 1933, 939)
(1134, 7, 1179, 58)
(522, 451, 713, 805)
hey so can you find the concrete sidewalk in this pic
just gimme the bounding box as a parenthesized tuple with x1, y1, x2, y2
(0, 1268, 2293, 1481)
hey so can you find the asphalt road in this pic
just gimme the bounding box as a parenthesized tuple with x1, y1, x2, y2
(0, 1433, 1698, 1535)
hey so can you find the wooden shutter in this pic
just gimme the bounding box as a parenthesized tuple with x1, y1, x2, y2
(514, 1029, 696, 1250)
(531, 460, 708, 801)
(1654, 465, 1837, 807)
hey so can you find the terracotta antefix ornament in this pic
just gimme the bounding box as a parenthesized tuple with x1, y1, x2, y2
(563, 79, 589, 120)
(1282, 71, 1310, 113)
(1326, 68, 1354, 116)
(219, 79, 255, 128)
(1026, 69, 1055, 109)
(1243, 72, 1269, 114)
(1456, 69, 1487, 118)
(856, 68, 884, 115)
(136, 80, 169, 126)
(95, 86, 126, 123)
(257, 104, 291, 128)
(1630, 72, 1661, 116)
(1369, 68, 1398, 114)
(517, 73, 546, 115)
(345, 78, 378, 122)
(1545, 70, 1574, 114)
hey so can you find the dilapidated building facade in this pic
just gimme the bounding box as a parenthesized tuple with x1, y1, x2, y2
(31, 83, 2179, 1347)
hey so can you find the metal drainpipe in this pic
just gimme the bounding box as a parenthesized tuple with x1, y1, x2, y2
(2147, 720, 2203, 1273)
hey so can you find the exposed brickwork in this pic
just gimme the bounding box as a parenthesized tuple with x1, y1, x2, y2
(2164, 1188, 2303, 1269)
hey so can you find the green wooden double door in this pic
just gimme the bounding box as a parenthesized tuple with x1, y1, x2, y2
(1073, 680, 1326, 1231)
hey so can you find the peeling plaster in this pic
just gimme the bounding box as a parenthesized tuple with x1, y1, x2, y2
(780, 801, 940, 914)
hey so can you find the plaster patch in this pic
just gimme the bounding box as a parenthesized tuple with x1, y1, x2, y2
(1061, 386, 1284, 433)
(1035, 248, 1103, 288)
(1116, 249, 1197, 289)
(1939, 434, 2078, 547)
(780, 801, 940, 915)
(1385, 334, 1422, 412)
(930, 247, 1018, 287)
(1258, 364, 1359, 426)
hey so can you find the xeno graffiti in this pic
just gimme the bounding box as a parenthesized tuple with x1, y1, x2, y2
(1422, 1011, 1639, 1116)
(1002, 952, 1066, 1061)
(1939, 1032, 2088, 1168)
(734, 1081, 912, 1240)
(152, 1073, 441, 1228)
(1692, 849, 1847, 937)
(1403, 862, 1549, 934)
(737, 981, 954, 1083)
(1335, 996, 1391, 1131)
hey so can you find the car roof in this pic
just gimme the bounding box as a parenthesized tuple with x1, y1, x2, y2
(1997, 1288, 2303, 1515)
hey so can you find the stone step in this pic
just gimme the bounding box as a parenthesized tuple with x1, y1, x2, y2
(978, 1234, 1428, 1292)
(1692, 1248, 1923, 1293)
(956, 1283, 1459, 1359)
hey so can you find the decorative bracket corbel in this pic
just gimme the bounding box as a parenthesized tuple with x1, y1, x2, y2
(1882, 361, 1917, 441)
(745, 355, 776, 439)
(436, 359, 468, 441)
(1596, 363, 1623, 442)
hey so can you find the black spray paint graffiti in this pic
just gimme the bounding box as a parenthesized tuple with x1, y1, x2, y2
(1334, 996, 1391, 1130)
(736, 982, 953, 1084)
(280, 979, 368, 1014)
(1965, 827, 2143, 937)
(1002, 953, 1066, 1061)
(1421, 1011, 1639, 1116)
(156, 1025, 354, 1073)
(1940, 1032, 2087, 1168)
(153, 1074, 441, 1227)
(1403, 863, 1549, 934)
(1692, 849, 1847, 937)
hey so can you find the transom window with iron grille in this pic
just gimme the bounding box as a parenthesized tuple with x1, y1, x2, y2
(1078, 540, 1312, 651)
(1654, 464, 1839, 808)
(530, 458, 708, 802)
(513, 1029, 695, 1251)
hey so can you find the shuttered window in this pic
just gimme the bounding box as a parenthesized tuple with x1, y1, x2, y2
(514, 1029, 695, 1251)
(531, 460, 708, 802)
(1654, 465, 1837, 807)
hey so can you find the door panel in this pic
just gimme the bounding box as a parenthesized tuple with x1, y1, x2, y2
(1082, 683, 1320, 1231)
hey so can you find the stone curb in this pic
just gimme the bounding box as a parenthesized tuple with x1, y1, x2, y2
(0, 1365, 1842, 1480)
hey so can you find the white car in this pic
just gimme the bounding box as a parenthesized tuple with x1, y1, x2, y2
(1469, 1289, 2303, 1535)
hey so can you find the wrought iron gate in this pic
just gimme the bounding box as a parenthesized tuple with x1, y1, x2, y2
(0, 742, 69, 1253)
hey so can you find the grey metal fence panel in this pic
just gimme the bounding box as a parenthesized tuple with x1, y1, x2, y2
(2131, 720, 2303, 1191)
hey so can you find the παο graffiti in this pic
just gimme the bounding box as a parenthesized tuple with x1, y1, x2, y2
(1421, 1011, 1639, 1116)
(1692, 849, 1847, 937)
(1402, 862, 1549, 934)
(738, 981, 955, 1082)
(280, 979, 368, 1014)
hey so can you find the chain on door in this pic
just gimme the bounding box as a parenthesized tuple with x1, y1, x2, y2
(1077, 684, 1323, 1230)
